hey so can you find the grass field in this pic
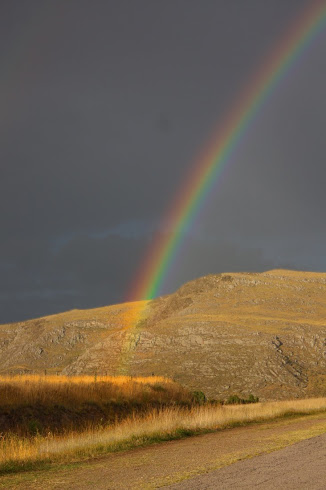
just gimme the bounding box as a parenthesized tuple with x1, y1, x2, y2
(0, 374, 188, 406)
(1, 384, 326, 475)
(0, 374, 194, 439)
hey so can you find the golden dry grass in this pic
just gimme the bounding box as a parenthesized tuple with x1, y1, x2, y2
(1, 397, 326, 472)
(0, 374, 172, 385)
(0, 374, 180, 407)
(0, 375, 194, 439)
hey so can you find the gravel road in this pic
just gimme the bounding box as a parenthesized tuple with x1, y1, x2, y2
(167, 432, 326, 489)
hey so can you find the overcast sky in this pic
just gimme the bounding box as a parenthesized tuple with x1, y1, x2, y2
(1, 0, 325, 323)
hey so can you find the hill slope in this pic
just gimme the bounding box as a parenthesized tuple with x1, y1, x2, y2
(1, 270, 326, 400)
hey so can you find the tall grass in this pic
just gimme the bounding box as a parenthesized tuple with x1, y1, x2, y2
(0, 375, 193, 437)
(1, 397, 326, 474)
(0, 374, 181, 406)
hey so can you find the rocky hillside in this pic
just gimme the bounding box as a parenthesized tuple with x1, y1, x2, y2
(1, 270, 326, 401)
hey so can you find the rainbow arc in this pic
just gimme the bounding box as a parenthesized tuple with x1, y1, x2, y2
(128, 1, 326, 305)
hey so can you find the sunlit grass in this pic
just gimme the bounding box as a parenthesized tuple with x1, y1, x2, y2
(0, 374, 181, 407)
(1, 397, 326, 474)
(0, 374, 194, 439)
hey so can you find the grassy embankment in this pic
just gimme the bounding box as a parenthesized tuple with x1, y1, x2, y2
(0, 375, 326, 475)
(0, 374, 193, 436)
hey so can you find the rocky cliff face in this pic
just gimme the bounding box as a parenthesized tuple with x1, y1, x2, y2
(1, 270, 326, 400)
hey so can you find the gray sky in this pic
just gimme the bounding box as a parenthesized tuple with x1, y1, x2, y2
(1, 0, 325, 323)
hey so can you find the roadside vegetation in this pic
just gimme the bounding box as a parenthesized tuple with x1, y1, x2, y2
(0, 374, 193, 436)
(0, 375, 326, 475)
(225, 394, 259, 404)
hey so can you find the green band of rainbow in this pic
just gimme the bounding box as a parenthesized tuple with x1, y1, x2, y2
(128, 1, 326, 303)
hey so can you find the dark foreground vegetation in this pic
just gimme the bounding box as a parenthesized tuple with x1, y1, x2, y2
(0, 375, 195, 436)
(0, 375, 325, 475)
(0, 375, 260, 437)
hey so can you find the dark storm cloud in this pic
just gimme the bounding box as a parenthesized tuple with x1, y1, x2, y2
(0, 231, 148, 322)
(1, 0, 325, 322)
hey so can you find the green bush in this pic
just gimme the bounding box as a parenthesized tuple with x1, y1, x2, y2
(225, 394, 259, 405)
(226, 395, 240, 405)
(192, 391, 206, 405)
(248, 394, 259, 403)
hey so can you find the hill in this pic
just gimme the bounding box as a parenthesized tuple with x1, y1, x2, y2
(1, 269, 326, 400)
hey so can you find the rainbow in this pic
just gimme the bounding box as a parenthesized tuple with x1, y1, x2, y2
(127, 1, 326, 306)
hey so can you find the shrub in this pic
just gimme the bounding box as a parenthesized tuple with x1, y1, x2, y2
(248, 394, 259, 403)
(192, 391, 206, 405)
(225, 394, 259, 405)
(226, 395, 242, 405)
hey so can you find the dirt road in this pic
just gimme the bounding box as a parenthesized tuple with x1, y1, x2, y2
(2, 413, 326, 489)
(167, 432, 326, 489)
